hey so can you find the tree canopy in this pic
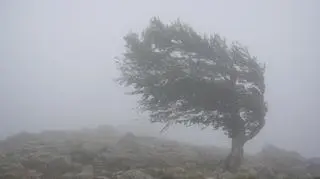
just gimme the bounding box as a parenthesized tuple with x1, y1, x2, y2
(116, 18, 267, 142)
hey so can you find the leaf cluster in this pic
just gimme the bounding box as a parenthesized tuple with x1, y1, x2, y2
(117, 18, 267, 139)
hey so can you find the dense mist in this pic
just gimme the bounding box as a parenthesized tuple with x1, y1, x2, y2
(1, 0, 319, 158)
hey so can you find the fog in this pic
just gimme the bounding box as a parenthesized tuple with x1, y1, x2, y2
(1, 0, 319, 157)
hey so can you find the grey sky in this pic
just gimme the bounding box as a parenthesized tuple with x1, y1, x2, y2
(1, 0, 319, 157)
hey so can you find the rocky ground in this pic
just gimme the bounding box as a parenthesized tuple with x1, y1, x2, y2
(0, 125, 319, 179)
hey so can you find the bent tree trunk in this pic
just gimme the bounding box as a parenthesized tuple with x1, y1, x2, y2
(224, 131, 246, 172)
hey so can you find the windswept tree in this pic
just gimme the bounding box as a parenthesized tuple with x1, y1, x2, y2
(116, 18, 267, 171)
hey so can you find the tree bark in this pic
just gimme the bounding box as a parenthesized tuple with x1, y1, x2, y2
(224, 131, 246, 172)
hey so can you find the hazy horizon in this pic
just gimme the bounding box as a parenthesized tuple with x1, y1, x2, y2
(1, 0, 319, 158)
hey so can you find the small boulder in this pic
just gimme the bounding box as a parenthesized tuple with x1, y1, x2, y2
(114, 169, 154, 179)
(94, 176, 110, 179)
(76, 165, 94, 179)
(256, 167, 275, 179)
(61, 172, 76, 179)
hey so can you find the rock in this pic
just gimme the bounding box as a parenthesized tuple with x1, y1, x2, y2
(95, 176, 110, 179)
(61, 172, 76, 179)
(1, 173, 21, 179)
(0, 162, 27, 178)
(47, 156, 74, 171)
(256, 167, 275, 179)
(76, 173, 94, 179)
(116, 132, 140, 151)
(219, 171, 234, 179)
(26, 169, 43, 179)
(166, 167, 185, 174)
(256, 144, 306, 171)
(211, 167, 258, 179)
(76, 165, 94, 179)
(114, 170, 154, 179)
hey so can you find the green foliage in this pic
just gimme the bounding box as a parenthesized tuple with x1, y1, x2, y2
(116, 17, 267, 140)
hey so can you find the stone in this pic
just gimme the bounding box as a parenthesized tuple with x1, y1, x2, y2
(61, 172, 76, 179)
(76, 165, 94, 179)
(94, 176, 110, 179)
(114, 169, 154, 179)
(256, 167, 275, 179)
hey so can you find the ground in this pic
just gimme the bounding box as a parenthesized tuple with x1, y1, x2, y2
(0, 125, 318, 179)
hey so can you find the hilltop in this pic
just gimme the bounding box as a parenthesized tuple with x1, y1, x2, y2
(0, 125, 319, 179)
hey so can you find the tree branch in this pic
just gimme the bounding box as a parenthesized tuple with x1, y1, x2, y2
(245, 119, 265, 141)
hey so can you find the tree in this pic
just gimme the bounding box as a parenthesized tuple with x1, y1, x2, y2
(116, 18, 267, 171)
